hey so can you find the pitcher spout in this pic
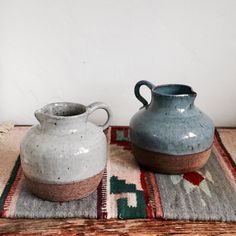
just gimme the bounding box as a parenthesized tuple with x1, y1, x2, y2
(34, 109, 46, 125)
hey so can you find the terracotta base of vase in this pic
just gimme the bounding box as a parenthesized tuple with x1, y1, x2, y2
(24, 170, 104, 202)
(132, 144, 212, 174)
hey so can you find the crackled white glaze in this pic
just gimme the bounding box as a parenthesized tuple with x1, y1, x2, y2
(20, 102, 112, 184)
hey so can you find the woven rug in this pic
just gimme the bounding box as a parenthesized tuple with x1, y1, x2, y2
(0, 126, 235, 221)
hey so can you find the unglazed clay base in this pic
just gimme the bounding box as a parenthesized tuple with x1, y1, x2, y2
(132, 144, 212, 174)
(24, 170, 104, 202)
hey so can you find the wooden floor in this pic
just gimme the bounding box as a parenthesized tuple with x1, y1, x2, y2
(0, 218, 236, 235)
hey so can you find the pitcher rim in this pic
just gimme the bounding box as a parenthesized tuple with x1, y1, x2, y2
(35, 102, 87, 120)
(152, 84, 197, 97)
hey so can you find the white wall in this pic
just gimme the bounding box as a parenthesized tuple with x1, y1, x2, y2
(1, 0, 236, 126)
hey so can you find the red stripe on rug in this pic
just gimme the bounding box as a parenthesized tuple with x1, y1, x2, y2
(124, 128, 129, 139)
(140, 170, 154, 219)
(97, 170, 107, 219)
(149, 172, 164, 218)
(214, 131, 236, 181)
(1, 167, 23, 217)
(215, 130, 236, 168)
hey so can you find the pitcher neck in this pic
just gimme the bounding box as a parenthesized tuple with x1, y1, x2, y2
(149, 94, 196, 111)
(35, 102, 88, 135)
(149, 84, 197, 112)
(37, 116, 87, 134)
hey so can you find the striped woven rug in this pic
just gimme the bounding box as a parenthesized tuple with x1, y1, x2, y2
(0, 126, 235, 221)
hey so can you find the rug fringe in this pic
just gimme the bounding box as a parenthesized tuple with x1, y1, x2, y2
(0, 122, 14, 143)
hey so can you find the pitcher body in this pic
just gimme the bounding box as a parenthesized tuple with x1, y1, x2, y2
(20, 102, 111, 201)
(130, 81, 214, 174)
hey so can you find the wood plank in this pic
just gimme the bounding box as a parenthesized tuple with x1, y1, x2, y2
(0, 219, 235, 235)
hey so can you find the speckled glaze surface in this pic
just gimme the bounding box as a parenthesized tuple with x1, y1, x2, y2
(20, 102, 111, 201)
(130, 80, 214, 173)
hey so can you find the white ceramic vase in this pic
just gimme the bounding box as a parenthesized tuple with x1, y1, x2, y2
(20, 102, 112, 201)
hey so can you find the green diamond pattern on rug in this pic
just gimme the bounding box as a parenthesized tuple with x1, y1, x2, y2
(116, 130, 129, 142)
(110, 176, 147, 219)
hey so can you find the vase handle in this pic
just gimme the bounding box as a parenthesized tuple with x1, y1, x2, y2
(134, 80, 155, 107)
(86, 102, 112, 130)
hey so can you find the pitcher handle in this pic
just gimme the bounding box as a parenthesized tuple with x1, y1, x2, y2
(134, 80, 155, 107)
(86, 102, 112, 130)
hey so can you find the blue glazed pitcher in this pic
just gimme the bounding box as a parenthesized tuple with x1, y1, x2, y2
(129, 80, 214, 174)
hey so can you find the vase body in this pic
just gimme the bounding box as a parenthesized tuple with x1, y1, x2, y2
(130, 81, 214, 174)
(20, 102, 111, 201)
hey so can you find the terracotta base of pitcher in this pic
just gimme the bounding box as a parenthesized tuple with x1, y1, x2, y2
(24, 170, 104, 202)
(132, 144, 212, 174)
